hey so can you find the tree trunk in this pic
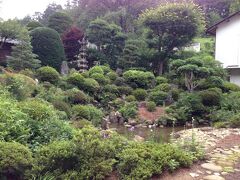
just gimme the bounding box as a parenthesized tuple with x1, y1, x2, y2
(156, 60, 164, 75)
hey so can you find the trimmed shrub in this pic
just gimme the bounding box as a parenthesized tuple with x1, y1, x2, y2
(90, 73, 110, 85)
(119, 102, 138, 119)
(107, 71, 118, 81)
(171, 88, 180, 101)
(223, 81, 240, 92)
(0, 142, 33, 180)
(125, 95, 136, 102)
(149, 91, 168, 105)
(52, 100, 71, 117)
(98, 65, 111, 74)
(26, 21, 43, 31)
(123, 70, 155, 89)
(36, 66, 60, 84)
(154, 83, 171, 92)
(103, 84, 119, 95)
(146, 101, 156, 112)
(89, 66, 104, 75)
(114, 77, 126, 86)
(199, 88, 222, 106)
(66, 73, 84, 88)
(82, 78, 100, 94)
(117, 86, 133, 95)
(156, 76, 168, 85)
(72, 105, 104, 126)
(132, 88, 147, 101)
(229, 113, 240, 128)
(66, 88, 89, 104)
(30, 27, 66, 70)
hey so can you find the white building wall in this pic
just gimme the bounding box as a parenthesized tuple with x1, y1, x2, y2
(229, 68, 240, 86)
(215, 15, 240, 68)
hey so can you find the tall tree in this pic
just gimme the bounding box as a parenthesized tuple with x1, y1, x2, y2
(62, 26, 84, 61)
(140, 2, 205, 75)
(7, 28, 41, 71)
(30, 27, 66, 70)
(48, 12, 73, 34)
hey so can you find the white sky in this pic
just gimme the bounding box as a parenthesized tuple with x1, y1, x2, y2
(0, 0, 67, 20)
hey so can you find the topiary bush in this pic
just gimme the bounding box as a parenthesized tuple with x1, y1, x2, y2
(114, 77, 126, 86)
(132, 88, 147, 101)
(36, 66, 60, 84)
(89, 66, 104, 76)
(66, 72, 85, 88)
(0, 142, 33, 180)
(229, 113, 240, 128)
(82, 78, 100, 94)
(156, 76, 168, 85)
(66, 88, 90, 104)
(117, 86, 133, 95)
(90, 73, 110, 85)
(30, 27, 66, 70)
(119, 102, 138, 120)
(149, 91, 168, 105)
(106, 71, 118, 81)
(52, 100, 72, 118)
(154, 83, 171, 92)
(125, 95, 136, 102)
(123, 70, 155, 89)
(146, 101, 156, 112)
(199, 88, 222, 106)
(72, 105, 104, 126)
(222, 81, 240, 92)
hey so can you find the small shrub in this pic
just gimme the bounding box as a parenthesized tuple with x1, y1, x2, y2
(123, 70, 155, 89)
(0, 142, 33, 180)
(171, 88, 180, 101)
(156, 76, 168, 85)
(132, 88, 147, 101)
(72, 105, 104, 126)
(213, 121, 228, 128)
(117, 86, 133, 95)
(199, 88, 222, 106)
(89, 66, 104, 75)
(66, 88, 89, 104)
(114, 77, 126, 86)
(223, 81, 240, 92)
(154, 83, 171, 92)
(90, 73, 110, 85)
(229, 113, 240, 128)
(36, 66, 60, 84)
(126, 95, 136, 102)
(107, 71, 118, 81)
(149, 91, 168, 105)
(52, 100, 71, 117)
(66, 73, 85, 88)
(103, 84, 119, 95)
(98, 65, 111, 74)
(119, 102, 137, 119)
(82, 78, 100, 94)
(146, 101, 156, 112)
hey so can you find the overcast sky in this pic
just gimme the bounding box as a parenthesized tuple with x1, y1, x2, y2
(0, 0, 67, 20)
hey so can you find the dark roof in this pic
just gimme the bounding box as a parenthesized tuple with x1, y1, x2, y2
(207, 11, 240, 35)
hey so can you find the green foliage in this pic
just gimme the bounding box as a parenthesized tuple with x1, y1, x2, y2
(132, 88, 147, 101)
(26, 21, 44, 31)
(199, 88, 222, 106)
(48, 12, 73, 34)
(119, 102, 138, 119)
(229, 113, 240, 127)
(30, 27, 66, 70)
(146, 101, 156, 112)
(82, 78, 100, 94)
(117, 86, 133, 95)
(149, 91, 168, 106)
(66, 72, 84, 88)
(36, 66, 60, 84)
(123, 70, 155, 89)
(223, 81, 240, 92)
(125, 95, 136, 102)
(154, 83, 171, 92)
(106, 71, 118, 81)
(0, 142, 33, 179)
(72, 105, 104, 126)
(90, 73, 110, 85)
(156, 76, 168, 85)
(52, 100, 71, 117)
(66, 88, 89, 104)
(117, 143, 192, 180)
(7, 27, 41, 71)
(88, 66, 104, 75)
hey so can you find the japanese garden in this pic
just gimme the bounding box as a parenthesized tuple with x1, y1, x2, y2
(0, 0, 240, 179)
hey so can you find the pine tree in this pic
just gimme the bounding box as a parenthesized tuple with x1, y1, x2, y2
(7, 31, 41, 71)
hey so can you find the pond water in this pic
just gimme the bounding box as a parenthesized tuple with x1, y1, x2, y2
(110, 124, 191, 143)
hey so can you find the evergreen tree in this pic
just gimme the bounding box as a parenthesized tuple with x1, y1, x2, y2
(7, 29, 41, 71)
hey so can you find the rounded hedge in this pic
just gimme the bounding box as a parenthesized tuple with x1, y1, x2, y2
(82, 78, 100, 94)
(132, 88, 147, 101)
(89, 66, 104, 76)
(199, 88, 222, 106)
(36, 66, 60, 84)
(26, 21, 43, 31)
(156, 76, 168, 85)
(67, 72, 85, 88)
(0, 142, 33, 179)
(66, 88, 89, 104)
(90, 73, 110, 85)
(146, 101, 157, 112)
(149, 91, 168, 105)
(30, 27, 66, 70)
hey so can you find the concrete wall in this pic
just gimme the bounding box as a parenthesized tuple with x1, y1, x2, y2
(229, 68, 240, 86)
(215, 15, 240, 68)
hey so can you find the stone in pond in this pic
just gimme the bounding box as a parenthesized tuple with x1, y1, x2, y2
(201, 163, 223, 172)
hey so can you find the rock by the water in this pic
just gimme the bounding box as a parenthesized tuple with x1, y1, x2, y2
(189, 173, 199, 178)
(201, 163, 223, 172)
(133, 135, 144, 142)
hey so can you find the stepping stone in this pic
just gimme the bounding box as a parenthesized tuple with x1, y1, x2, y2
(189, 173, 199, 178)
(201, 163, 223, 172)
(221, 172, 228, 176)
(203, 175, 225, 180)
